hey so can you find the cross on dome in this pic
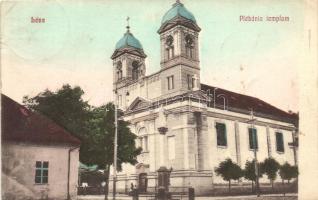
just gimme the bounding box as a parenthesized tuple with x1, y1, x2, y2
(126, 16, 130, 32)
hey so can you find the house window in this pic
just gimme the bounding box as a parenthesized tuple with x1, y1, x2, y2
(248, 128, 258, 150)
(187, 74, 194, 90)
(167, 75, 174, 90)
(35, 161, 49, 184)
(216, 123, 227, 146)
(276, 132, 284, 152)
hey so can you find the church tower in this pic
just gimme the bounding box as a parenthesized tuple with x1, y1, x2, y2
(158, 0, 201, 97)
(111, 22, 146, 109)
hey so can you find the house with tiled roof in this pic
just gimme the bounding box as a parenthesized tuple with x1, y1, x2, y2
(108, 0, 299, 195)
(1, 94, 81, 200)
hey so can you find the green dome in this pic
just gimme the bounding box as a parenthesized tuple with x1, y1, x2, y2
(161, 1, 196, 24)
(115, 31, 143, 50)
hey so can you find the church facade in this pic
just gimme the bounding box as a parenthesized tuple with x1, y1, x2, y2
(110, 1, 298, 195)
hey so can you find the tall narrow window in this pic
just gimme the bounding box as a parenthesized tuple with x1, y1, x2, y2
(143, 136, 148, 152)
(166, 35, 174, 60)
(276, 132, 284, 152)
(35, 161, 49, 184)
(167, 75, 174, 90)
(117, 61, 122, 80)
(185, 34, 194, 59)
(187, 74, 195, 90)
(216, 123, 227, 146)
(132, 61, 139, 80)
(170, 46, 174, 58)
(166, 49, 170, 60)
(248, 128, 258, 150)
(167, 136, 175, 160)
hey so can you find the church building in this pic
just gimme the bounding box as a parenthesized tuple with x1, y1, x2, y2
(110, 0, 298, 194)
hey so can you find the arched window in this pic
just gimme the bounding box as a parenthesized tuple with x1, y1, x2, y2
(117, 61, 122, 80)
(132, 61, 139, 80)
(165, 35, 174, 60)
(138, 128, 148, 152)
(185, 34, 194, 59)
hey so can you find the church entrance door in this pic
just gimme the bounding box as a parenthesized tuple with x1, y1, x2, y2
(138, 173, 148, 192)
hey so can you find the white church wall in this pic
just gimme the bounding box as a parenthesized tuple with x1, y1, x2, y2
(147, 78, 161, 100)
(207, 117, 237, 165)
(164, 112, 185, 170)
(204, 114, 296, 184)
(269, 129, 295, 165)
(206, 107, 294, 128)
(239, 124, 267, 168)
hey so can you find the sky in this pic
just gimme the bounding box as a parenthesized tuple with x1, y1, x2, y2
(1, 0, 303, 112)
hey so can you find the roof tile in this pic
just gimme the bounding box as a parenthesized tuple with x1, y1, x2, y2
(1, 94, 81, 146)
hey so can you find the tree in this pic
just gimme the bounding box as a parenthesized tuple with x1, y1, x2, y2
(260, 158, 280, 190)
(279, 162, 299, 184)
(81, 103, 142, 200)
(215, 158, 243, 193)
(244, 159, 262, 192)
(290, 165, 299, 181)
(23, 85, 142, 200)
(23, 84, 91, 139)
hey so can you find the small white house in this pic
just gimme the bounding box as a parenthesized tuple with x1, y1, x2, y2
(1, 94, 81, 200)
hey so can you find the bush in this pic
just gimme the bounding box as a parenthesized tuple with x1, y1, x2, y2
(215, 158, 243, 194)
(244, 159, 262, 192)
(279, 162, 298, 183)
(260, 158, 280, 190)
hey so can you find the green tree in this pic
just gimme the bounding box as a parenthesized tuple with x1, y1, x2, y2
(260, 158, 280, 190)
(23, 84, 91, 138)
(279, 162, 299, 184)
(290, 165, 299, 181)
(23, 85, 142, 200)
(244, 159, 262, 192)
(215, 158, 243, 193)
(81, 103, 142, 200)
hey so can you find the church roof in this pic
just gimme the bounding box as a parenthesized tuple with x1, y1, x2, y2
(115, 31, 143, 50)
(200, 84, 298, 124)
(124, 84, 298, 125)
(161, 1, 196, 25)
(1, 94, 81, 146)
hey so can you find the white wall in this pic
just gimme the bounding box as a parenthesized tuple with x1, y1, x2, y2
(206, 116, 296, 183)
(2, 143, 79, 200)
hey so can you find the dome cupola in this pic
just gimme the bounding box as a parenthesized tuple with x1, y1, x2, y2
(161, 0, 196, 25)
(111, 21, 146, 59)
(158, 0, 200, 34)
(115, 31, 143, 50)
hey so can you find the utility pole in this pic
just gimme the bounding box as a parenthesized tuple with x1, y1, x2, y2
(251, 110, 260, 197)
(247, 109, 260, 197)
(113, 90, 118, 200)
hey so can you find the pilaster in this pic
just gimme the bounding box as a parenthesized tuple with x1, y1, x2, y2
(234, 120, 241, 166)
(266, 125, 272, 157)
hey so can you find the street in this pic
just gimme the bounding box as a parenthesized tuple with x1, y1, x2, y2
(77, 193, 297, 200)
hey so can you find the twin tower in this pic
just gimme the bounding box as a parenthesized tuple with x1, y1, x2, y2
(111, 1, 201, 109)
